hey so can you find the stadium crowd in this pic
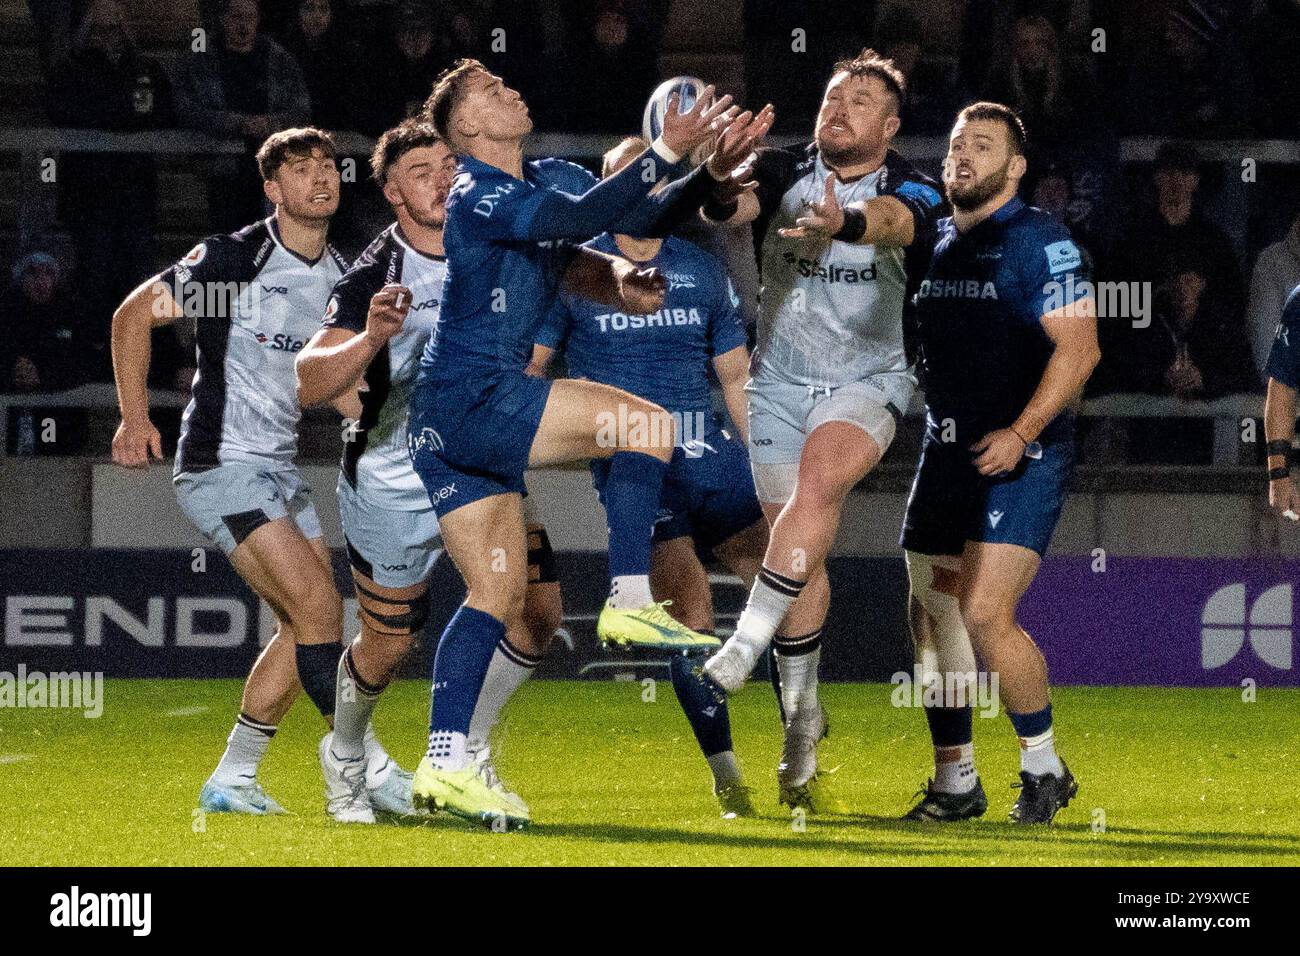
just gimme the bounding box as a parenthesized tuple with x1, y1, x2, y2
(4, 0, 1300, 465)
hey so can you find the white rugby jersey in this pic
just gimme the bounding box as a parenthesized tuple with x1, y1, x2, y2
(166, 216, 350, 474)
(748, 143, 945, 392)
(323, 223, 445, 511)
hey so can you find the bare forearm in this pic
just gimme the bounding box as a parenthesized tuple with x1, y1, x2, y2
(721, 381, 749, 444)
(112, 282, 172, 421)
(297, 331, 380, 408)
(1265, 380, 1297, 449)
(1013, 343, 1100, 442)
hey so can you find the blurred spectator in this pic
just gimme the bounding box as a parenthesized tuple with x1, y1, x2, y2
(1246, 211, 1300, 385)
(1028, 158, 1102, 267)
(1120, 0, 1251, 137)
(981, 12, 1102, 147)
(560, 1, 667, 133)
(178, 0, 311, 231)
(49, 0, 175, 381)
(281, 0, 356, 129)
(0, 253, 89, 394)
(875, 4, 963, 137)
(353, 3, 447, 136)
(1248, 0, 1300, 138)
(744, 0, 873, 135)
(1105, 146, 1256, 401)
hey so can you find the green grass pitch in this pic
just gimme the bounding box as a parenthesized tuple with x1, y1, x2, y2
(2, 680, 1297, 866)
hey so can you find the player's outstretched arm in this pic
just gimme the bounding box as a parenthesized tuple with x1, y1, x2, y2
(972, 297, 1101, 476)
(779, 173, 920, 247)
(296, 284, 410, 408)
(1264, 378, 1300, 520)
(560, 246, 666, 314)
(712, 345, 751, 445)
(621, 104, 775, 237)
(110, 274, 183, 468)
(486, 91, 738, 243)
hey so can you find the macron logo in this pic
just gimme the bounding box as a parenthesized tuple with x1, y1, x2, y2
(1201, 583, 1292, 670)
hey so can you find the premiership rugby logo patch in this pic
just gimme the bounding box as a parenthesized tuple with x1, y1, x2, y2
(1045, 240, 1082, 274)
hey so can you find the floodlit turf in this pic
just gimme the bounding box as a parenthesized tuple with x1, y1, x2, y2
(1, 680, 1297, 866)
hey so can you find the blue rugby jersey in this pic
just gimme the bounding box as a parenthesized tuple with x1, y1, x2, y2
(536, 232, 747, 421)
(418, 147, 689, 388)
(913, 197, 1090, 445)
(1265, 284, 1300, 389)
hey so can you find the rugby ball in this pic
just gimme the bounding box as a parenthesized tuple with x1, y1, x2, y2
(642, 76, 712, 165)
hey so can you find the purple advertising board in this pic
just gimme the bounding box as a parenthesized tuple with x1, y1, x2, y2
(1021, 557, 1300, 687)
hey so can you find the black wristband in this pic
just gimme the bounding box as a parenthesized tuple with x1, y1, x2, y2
(1269, 466, 1291, 481)
(833, 207, 867, 243)
(1266, 439, 1292, 459)
(703, 194, 739, 222)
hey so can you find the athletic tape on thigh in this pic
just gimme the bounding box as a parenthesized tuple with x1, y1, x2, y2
(527, 526, 558, 584)
(354, 579, 431, 635)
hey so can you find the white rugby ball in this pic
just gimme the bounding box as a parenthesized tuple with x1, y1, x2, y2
(642, 75, 709, 147)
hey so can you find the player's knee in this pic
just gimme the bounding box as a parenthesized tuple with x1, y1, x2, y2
(620, 398, 675, 460)
(958, 592, 1011, 640)
(469, 574, 526, 624)
(291, 583, 343, 635)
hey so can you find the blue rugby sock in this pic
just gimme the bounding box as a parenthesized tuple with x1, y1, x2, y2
(669, 647, 734, 755)
(603, 451, 667, 602)
(427, 605, 504, 770)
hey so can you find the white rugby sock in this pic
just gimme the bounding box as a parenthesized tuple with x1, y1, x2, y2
(733, 567, 805, 655)
(467, 637, 542, 753)
(211, 714, 275, 785)
(1018, 727, 1064, 778)
(607, 574, 654, 609)
(773, 629, 821, 717)
(333, 646, 382, 761)
(934, 742, 978, 794)
(707, 751, 742, 791)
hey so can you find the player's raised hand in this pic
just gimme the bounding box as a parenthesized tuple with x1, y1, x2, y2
(614, 261, 667, 315)
(112, 417, 163, 468)
(970, 428, 1027, 477)
(706, 103, 775, 180)
(365, 284, 411, 345)
(660, 85, 736, 159)
(1270, 473, 1300, 522)
(779, 173, 845, 240)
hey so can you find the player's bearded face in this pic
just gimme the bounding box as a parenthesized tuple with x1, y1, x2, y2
(814, 73, 896, 167)
(273, 149, 340, 221)
(943, 124, 1014, 211)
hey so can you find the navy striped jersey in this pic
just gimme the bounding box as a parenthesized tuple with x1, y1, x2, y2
(322, 224, 445, 510)
(1264, 284, 1300, 388)
(537, 233, 747, 420)
(161, 216, 349, 474)
(747, 143, 945, 392)
(914, 197, 1090, 444)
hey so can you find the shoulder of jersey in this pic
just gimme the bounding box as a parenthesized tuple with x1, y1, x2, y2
(881, 151, 943, 205)
(1286, 283, 1300, 318)
(530, 156, 598, 191)
(176, 221, 272, 277)
(339, 226, 400, 284)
